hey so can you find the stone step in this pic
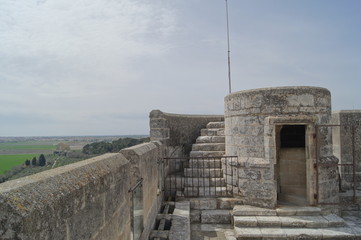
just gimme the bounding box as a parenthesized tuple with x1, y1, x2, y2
(201, 210, 231, 224)
(233, 205, 277, 216)
(207, 122, 225, 129)
(184, 177, 226, 187)
(149, 230, 169, 240)
(184, 168, 223, 178)
(233, 205, 322, 217)
(189, 158, 222, 168)
(201, 128, 225, 136)
(165, 174, 183, 189)
(234, 226, 360, 239)
(190, 151, 225, 158)
(189, 198, 243, 211)
(196, 136, 225, 144)
(276, 206, 322, 216)
(233, 214, 345, 228)
(192, 143, 225, 152)
(191, 223, 236, 240)
(184, 187, 228, 197)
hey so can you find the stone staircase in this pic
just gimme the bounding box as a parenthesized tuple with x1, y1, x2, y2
(232, 205, 361, 239)
(183, 122, 226, 197)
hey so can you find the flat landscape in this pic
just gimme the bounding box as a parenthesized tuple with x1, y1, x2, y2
(0, 154, 40, 175)
(0, 135, 146, 177)
(0, 140, 57, 175)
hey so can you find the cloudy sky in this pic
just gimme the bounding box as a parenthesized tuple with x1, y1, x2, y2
(0, 0, 360, 136)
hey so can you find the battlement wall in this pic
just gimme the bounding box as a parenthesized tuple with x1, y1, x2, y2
(0, 142, 163, 240)
(149, 109, 223, 157)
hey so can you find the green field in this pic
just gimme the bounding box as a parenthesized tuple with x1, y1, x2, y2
(0, 142, 56, 151)
(0, 154, 38, 175)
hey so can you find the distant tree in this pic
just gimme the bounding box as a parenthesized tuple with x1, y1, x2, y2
(56, 143, 71, 152)
(39, 154, 46, 167)
(82, 142, 113, 154)
(31, 157, 37, 166)
(25, 159, 31, 166)
(82, 137, 150, 155)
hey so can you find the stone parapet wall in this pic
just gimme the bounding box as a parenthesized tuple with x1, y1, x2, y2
(0, 142, 163, 240)
(332, 110, 361, 166)
(332, 110, 361, 192)
(150, 109, 223, 157)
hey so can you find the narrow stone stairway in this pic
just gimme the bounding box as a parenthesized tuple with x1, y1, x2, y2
(232, 205, 361, 239)
(183, 122, 226, 197)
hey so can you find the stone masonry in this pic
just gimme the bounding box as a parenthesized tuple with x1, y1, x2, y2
(224, 86, 337, 208)
(183, 122, 226, 197)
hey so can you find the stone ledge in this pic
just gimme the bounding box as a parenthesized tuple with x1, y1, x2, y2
(169, 201, 190, 240)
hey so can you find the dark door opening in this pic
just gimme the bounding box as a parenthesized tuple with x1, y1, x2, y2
(277, 125, 307, 205)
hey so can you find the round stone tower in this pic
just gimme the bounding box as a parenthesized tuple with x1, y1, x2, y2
(224, 86, 336, 208)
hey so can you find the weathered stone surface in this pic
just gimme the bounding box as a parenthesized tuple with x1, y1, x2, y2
(149, 109, 223, 157)
(233, 205, 276, 216)
(169, 201, 190, 240)
(324, 214, 346, 227)
(207, 122, 225, 129)
(255, 216, 282, 227)
(233, 216, 258, 227)
(189, 159, 222, 168)
(192, 143, 225, 151)
(184, 177, 225, 187)
(224, 87, 334, 208)
(0, 142, 164, 240)
(196, 136, 225, 143)
(184, 168, 223, 178)
(184, 187, 228, 197)
(190, 151, 225, 158)
(190, 210, 201, 223)
(201, 210, 231, 224)
(276, 206, 321, 216)
(190, 198, 217, 210)
(217, 198, 243, 210)
(234, 226, 263, 239)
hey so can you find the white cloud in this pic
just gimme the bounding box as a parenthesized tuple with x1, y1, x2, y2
(0, 0, 360, 136)
(0, 0, 176, 134)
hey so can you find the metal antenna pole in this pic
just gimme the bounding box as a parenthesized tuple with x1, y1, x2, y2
(225, 0, 232, 94)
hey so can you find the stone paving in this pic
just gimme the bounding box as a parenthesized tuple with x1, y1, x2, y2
(190, 218, 361, 240)
(191, 224, 236, 240)
(189, 205, 361, 240)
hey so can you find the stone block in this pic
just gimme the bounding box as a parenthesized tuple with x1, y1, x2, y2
(233, 205, 276, 216)
(276, 206, 321, 216)
(169, 201, 190, 240)
(190, 210, 200, 223)
(259, 227, 286, 239)
(217, 198, 243, 209)
(201, 210, 231, 224)
(255, 216, 281, 227)
(190, 198, 217, 210)
(324, 214, 345, 227)
(150, 118, 167, 128)
(283, 228, 323, 239)
(207, 122, 225, 128)
(233, 216, 258, 227)
(234, 226, 263, 239)
(192, 143, 225, 151)
(150, 128, 169, 139)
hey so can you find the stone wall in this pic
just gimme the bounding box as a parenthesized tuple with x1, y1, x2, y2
(332, 110, 361, 190)
(0, 142, 163, 240)
(149, 109, 224, 158)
